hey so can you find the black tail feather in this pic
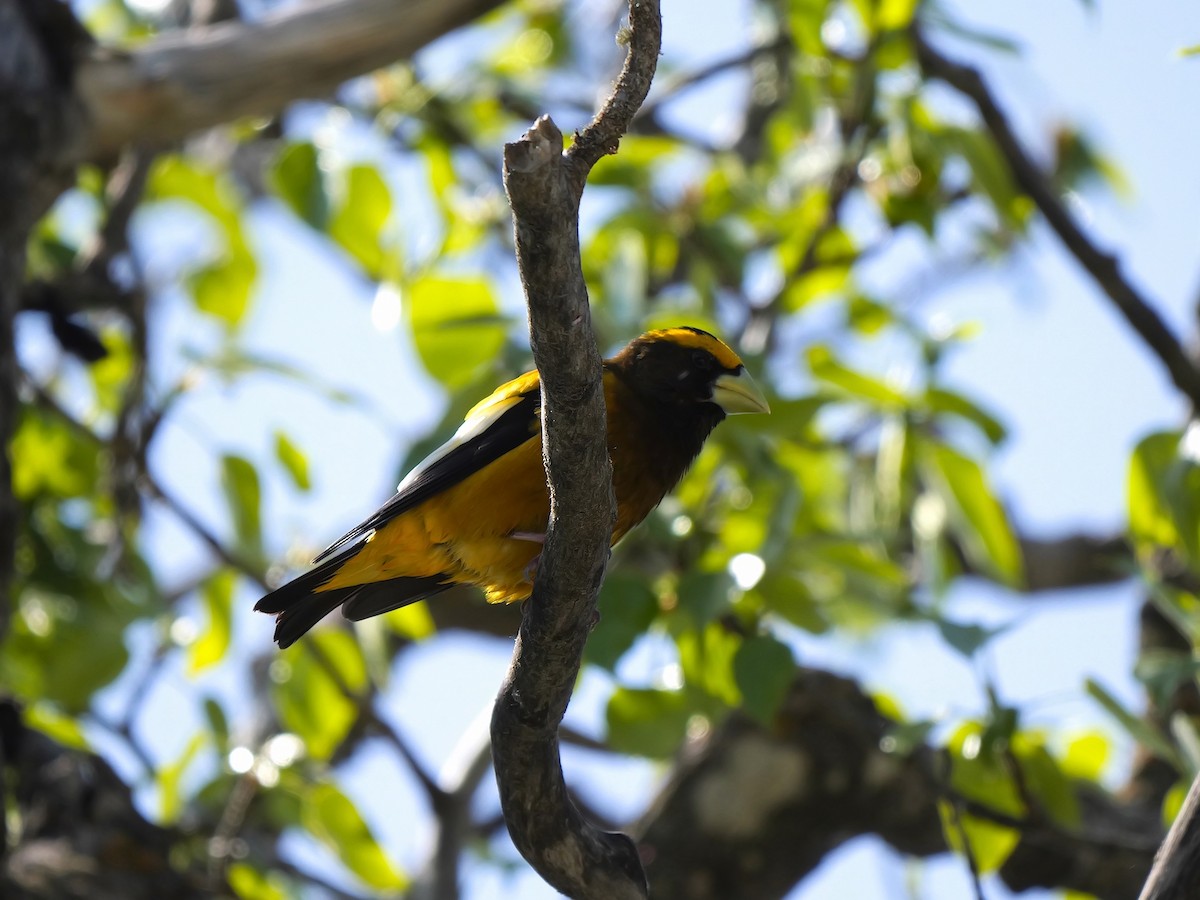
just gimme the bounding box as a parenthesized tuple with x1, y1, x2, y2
(255, 545, 450, 648)
(341, 576, 450, 622)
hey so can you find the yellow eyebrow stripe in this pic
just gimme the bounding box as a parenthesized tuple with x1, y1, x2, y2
(644, 327, 745, 370)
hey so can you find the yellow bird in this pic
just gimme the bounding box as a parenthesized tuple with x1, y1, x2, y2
(256, 327, 769, 646)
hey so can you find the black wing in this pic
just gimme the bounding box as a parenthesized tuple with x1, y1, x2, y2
(312, 387, 541, 564)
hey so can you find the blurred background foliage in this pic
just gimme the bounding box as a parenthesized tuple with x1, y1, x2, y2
(8, 0, 1197, 896)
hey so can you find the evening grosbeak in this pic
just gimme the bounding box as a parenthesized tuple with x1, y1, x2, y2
(256, 327, 769, 647)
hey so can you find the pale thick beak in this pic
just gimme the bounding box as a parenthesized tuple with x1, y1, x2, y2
(712, 370, 770, 415)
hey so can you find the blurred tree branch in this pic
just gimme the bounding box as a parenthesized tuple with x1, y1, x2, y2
(913, 30, 1200, 412)
(637, 669, 1159, 900)
(73, 0, 506, 162)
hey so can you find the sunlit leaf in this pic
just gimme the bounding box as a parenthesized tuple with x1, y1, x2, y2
(273, 431, 311, 492)
(922, 441, 1023, 587)
(159, 732, 206, 823)
(26, 703, 89, 749)
(383, 602, 436, 641)
(606, 687, 691, 758)
(229, 862, 289, 900)
(1062, 731, 1110, 783)
(189, 569, 236, 675)
(1163, 780, 1189, 828)
(806, 345, 908, 409)
(941, 722, 1022, 872)
(303, 782, 408, 890)
(273, 630, 368, 761)
(150, 156, 257, 328)
(878, 0, 918, 31)
(408, 276, 507, 388)
(1129, 430, 1182, 551)
(11, 409, 100, 500)
(328, 164, 393, 279)
(924, 387, 1008, 445)
(191, 254, 256, 327)
(676, 622, 741, 707)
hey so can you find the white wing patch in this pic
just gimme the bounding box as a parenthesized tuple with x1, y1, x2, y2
(397, 394, 528, 492)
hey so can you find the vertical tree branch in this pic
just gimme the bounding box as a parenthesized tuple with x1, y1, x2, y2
(490, 1, 661, 896)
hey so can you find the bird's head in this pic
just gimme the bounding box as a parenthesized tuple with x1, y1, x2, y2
(611, 327, 770, 417)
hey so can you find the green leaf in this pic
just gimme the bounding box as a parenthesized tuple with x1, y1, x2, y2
(753, 571, 828, 633)
(1062, 731, 1110, 782)
(382, 602, 436, 641)
(11, 409, 100, 500)
(25, 704, 89, 750)
(586, 575, 660, 671)
(937, 799, 1020, 874)
(191, 254, 256, 327)
(159, 732, 206, 823)
(5, 517, 146, 711)
(273, 431, 311, 492)
(806, 345, 909, 409)
(733, 635, 795, 725)
(934, 615, 1005, 659)
(229, 862, 289, 900)
(938, 126, 1029, 228)
(1127, 429, 1200, 563)
(941, 722, 1022, 872)
(271, 142, 328, 229)
(88, 325, 133, 413)
(408, 276, 507, 389)
(606, 687, 691, 758)
(1136, 649, 1200, 712)
(784, 228, 857, 310)
(303, 782, 407, 890)
(273, 631, 368, 761)
(878, 0, 918, 30)
(846, 294, 894, 335)
(676, 569, 735, 626)
(922, 441, 1023, 587)
(1129, 431, 1182, 550)
(1012, 733, 1080, 827)
(1163, 780, 1188, 827)
(220, 454, 263, 563)
(204, 697, 231, 750)
(676, 622, 742, 707)
(924, 387, 1008, 445)
(149, 156, 257, 328)
(328, 164, 393, 278)
(1086, 678, 1184, 772)
(189, 569, 236, 675)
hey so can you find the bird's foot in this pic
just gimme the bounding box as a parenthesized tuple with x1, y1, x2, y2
(510, 531, 546, 544)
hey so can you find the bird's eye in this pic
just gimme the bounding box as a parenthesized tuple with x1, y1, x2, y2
(691, 350, 714, 371)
